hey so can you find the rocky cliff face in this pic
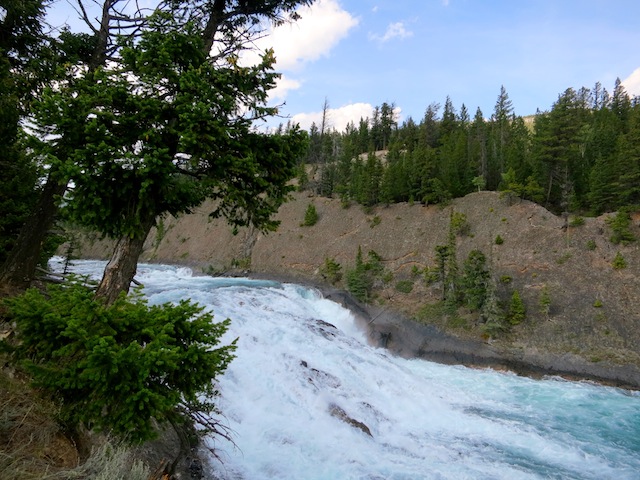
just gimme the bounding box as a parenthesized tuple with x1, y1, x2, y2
(74, 191, 640, 388)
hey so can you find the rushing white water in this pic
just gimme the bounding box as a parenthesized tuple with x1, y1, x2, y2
(52, 259, 640, 480)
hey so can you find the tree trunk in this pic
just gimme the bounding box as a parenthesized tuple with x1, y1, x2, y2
(0, 175, 67, 290)
(94, 214, 155, 306)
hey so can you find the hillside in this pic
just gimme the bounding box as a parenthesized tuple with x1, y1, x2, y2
(73, 191, 640, 388)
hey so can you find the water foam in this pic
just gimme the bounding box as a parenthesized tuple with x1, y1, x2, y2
(53, 259, 640, 479)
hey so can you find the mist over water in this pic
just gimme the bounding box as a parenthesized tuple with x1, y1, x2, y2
(53, 259, 640, 480)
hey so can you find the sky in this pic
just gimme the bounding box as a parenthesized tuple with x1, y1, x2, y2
(43, 0, 640, 132)
(250, 0, 640, 131)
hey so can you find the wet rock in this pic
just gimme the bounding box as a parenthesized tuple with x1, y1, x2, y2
(329, 404, 372, 437)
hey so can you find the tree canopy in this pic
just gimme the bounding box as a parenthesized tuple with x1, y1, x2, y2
(0, 0, 310, 301)
(301, 82, 640, 217)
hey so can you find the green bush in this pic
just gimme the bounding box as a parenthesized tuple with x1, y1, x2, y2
(320, 257, 342, 284)
(369, 215, 381, 228)
(451, 211, 470, 236)
(569, 216, 585, 227)
(3, 282, 237, 443)
(539, 285, 551, 317)
(606, 209, 636, 245)
(495, 234, 504, 245)
(302, 203, 319, 226)
(394, 280, 414, 294)
(612, 251, 627, 269)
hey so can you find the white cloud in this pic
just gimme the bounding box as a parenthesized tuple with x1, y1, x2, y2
(245, 0, 358, 72)
(268, 75, 302, 103)
(369, 22, 413, 43)
(238, 0, 357, 105)
(622, 67, 640, 98)
(291, 103, 374, 131)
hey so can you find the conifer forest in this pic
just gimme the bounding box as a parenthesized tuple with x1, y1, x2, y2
(296, 82, 640, 218)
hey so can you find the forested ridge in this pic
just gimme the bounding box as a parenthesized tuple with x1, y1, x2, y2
(296, 82, 640, 217)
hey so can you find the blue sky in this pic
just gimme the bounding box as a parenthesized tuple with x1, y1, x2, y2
(252, 0, 640, 131)
(42, 0, 640, 132)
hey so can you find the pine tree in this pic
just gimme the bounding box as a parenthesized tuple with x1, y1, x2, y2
(461, 250, 490, 311)
(346, 246, 371, 302)
(302, 203, 319, 226)
(508, 290, 526, 325)
(614, 105, 640, 206)
(487, 86, 514, 189)
(539, 285, 551, 318)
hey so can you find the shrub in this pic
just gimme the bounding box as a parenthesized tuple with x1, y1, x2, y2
(423, 267, 439, 285)
(612, 251, 627, 269)
(3, 282, 237, 443)
(539, 285, 551, 317)
(569, 216, 585, 227)
(320, 257, 342, 284)
(586, 239, 597, 250)
(369, 215, 381, 228)
(451, 211, 470, 236)
(495, 234, 504, 245)
(302, 203, 319, 226)
(395, 280, 414, 294)
(606, 209, 635, 245)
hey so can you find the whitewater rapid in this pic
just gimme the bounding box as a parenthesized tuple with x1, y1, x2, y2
(52, 259, 640, 480)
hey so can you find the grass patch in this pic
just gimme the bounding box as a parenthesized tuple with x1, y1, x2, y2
(447, 316, 468, 329)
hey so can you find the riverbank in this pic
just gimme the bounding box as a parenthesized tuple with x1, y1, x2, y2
(221, 268, 640, 390)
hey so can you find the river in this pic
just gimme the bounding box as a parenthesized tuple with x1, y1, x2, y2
(53, 258, 640, 480)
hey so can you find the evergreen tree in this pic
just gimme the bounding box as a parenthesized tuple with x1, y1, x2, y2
(470, 107, 489, 185)
(346, 246, 371, 302)
(613, 104, 640, 206)
(482, 278, 505, 336)
(18, 1, 312, 303)
(508, 290, 526, 325)
(461, 249, 490, 311)
(531, 88, 588, 212)
(420, 102, 440, 149)
(302, 203, 319, 226)
(0, 0, 46, 264)
(0, 0, 57, 279)
(487, 86, 514, 189)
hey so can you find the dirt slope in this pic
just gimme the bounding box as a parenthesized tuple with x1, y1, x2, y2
(74, 191, 640, 388)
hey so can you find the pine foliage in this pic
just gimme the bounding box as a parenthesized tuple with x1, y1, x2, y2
(4, 281, 237, 443)
(301, 82, 640, 217)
